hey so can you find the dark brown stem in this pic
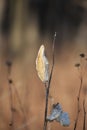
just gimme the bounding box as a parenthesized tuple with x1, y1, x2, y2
(44, 85, 48, 130)
(83, 98, 86, 130)
(43, 32, 56, 130)
(74, 77, 83, 130)
(6, 61, 14, 129)
(9, 81, 14, 127)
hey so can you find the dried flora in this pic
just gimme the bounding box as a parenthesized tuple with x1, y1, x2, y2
(79, 53, 85, 58)
(6, 58, 28, 130)
(47, 103, 62, 121)
(47, 103, 70, 127)
(83, 98, 86, 130)
(36, 45, 49, 83)
(36, 32, 70, 130)
(75, 63, 80, 68)
(6, 60, 14, 128)
(74, 53, 87, 130)
(56, 112, 70, 126)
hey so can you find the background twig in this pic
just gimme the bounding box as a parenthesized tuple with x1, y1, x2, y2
(74, 54, 85, 130)
(83, 98, 86, 130)
(6, 60, 14, 129)
(12, 82, 29, 130)
(6, 60, 28, 130)
(74, 76, 83, 130)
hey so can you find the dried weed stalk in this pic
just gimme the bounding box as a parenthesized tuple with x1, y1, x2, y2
(6, 59, 28, 130)
(36, 32, 70, 130)
(43, 32, 56, 130)
(74, 53, 87, 130)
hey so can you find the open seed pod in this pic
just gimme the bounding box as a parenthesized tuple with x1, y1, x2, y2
(36, 45, 49, 83)
(47, 103, 70, 127)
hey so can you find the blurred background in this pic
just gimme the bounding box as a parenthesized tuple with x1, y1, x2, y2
(0, 0, 87, 130)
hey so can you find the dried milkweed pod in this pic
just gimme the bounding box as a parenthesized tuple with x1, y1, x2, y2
(36, 45, 49, 83)
(47, 103, 62, 121)
(56, 112, 70, 126)
(47, 103, 70, 127)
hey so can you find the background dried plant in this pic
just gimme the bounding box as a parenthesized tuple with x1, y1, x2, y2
(0, 0, 87, 130)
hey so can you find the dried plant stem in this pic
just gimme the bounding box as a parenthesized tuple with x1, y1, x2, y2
(43, 32, 56, 130)
(74, 77, 83, 130)
(9, 83, 14, 127)
(44, 85, 49, 130)
(48, 95, 54, 130)
(12, 82, 28, 130)
(83, 98, 86, 130)
(7, 63, 14, 129)
(7, 60, 28, 130)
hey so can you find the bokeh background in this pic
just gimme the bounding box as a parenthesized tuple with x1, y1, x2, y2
(0, 0, 87, 130)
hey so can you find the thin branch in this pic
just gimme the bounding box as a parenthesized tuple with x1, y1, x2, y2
(9, 81, 14, 127)
(12, 82, 29, 130)
(43, 32, 56, 130)
(74, 76, 83, 130)
(6, 60, 28, 130)
(6, 61, 14, 129)
(83, 98, 86, 130)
